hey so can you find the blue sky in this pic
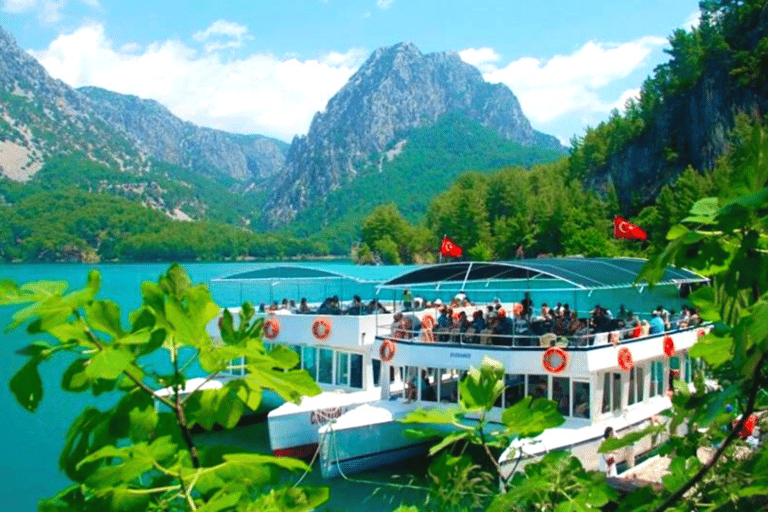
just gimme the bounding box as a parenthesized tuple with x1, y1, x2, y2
(0, 0, 701, 144)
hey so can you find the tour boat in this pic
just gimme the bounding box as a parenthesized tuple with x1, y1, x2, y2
(207, 264, 417, 456)
(312, 258, 710, 478)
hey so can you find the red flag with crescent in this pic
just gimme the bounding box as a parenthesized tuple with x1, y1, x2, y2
(440, 236, 463, 258)
(614, 217, 647, 241)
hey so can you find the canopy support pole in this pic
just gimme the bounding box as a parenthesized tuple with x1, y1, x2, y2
(461, 262, 473, 291)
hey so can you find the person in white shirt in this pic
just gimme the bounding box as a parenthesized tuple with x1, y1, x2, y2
(598, 427, 618, 477)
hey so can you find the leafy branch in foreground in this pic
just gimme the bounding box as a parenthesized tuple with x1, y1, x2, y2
(1, 264, 326, 512)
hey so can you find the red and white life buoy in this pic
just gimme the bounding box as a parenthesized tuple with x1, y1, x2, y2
(421, 315, 436, 330)
(610, 331, 620, 346)
(618, 347, 634, 371)
(542, 347, 568, 373)
(263, 318, 280, 339)
(312, 317, 332, 340)
(663, 335, 676, 357)
(379, 339, 396, 362)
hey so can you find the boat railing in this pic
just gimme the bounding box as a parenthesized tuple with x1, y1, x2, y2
(379, 323, 706, 349)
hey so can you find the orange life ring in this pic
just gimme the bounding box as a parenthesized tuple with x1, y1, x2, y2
(421, 314, 436, 330)
(263, 318, 280, 339)
(422, 329, 435, 343)
(542, 347, 568, 373)
(663, 335, 676, 357)
(618, 347, 634, 371)
(610, 331, 620, 346)
(312, 317, 332, 340)
(379, 339, 396, 362)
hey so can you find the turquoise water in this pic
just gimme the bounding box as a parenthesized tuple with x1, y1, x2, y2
(0, 262, 429, 512)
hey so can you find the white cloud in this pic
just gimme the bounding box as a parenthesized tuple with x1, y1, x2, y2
(30, 23, 368, 141)
(462, 36, 666, 130)
(192, 20, 252, 53)
(376, 0, 393, 9)
(3, 0, 98, 24)
(458, 47, 500, 73)
(684, 10, 701, 30)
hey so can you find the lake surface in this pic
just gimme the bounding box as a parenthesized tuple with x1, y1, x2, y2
(0, 262, 429, 512)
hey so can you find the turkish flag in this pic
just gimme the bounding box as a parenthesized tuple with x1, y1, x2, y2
(440, 236, 463, 258)
(614, 217, 647, 241)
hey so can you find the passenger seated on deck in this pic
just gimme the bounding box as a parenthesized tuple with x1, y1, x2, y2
(298, 298, 311, 314)
(469, 310, 486, 343)
(258, 302, 266, 313)
(494, 309, 515, 346)
(649, 311, 665, 335)
(366, 299, 389, 314)
(346, 295, 363, 316)
(481, 311, 498, 345)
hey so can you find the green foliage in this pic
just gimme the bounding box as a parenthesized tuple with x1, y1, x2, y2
(292, 113, 564, 252)
(2, 265, 325, 511)
(0, 187, 328, 262)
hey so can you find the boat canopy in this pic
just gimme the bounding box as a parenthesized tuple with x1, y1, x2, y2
(213, 264, 416, 284)
(210, 264, 418, 305)
(378, 258, 708, 292)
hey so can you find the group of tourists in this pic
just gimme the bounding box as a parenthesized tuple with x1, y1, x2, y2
(391, 290, 702, 347)
(258, 295, 390, 316)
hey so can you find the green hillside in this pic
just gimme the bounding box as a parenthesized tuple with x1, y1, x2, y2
(291, 113, 566, 252)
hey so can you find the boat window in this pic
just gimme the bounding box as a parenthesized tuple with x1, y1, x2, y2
(504, 374, 525, 409)
(552, 377, 570, 416)
(602, 373, 611, 414)
(612, 373, 622, 412)
(226, 356, 246, 376)
(405, 366, 419, 400)
(422, 368, 437, 402)
(635, 366, 644, 403)
(628, 367, 636, 406)
(350, 354, 363, 389)
(650, 361, 664, 397)
(372, 359, 381, 386)
(302, 346, 317, 381)
(527, 375, 549, 400)
(684, 352, 693, 383)
(441, 369, 458, 403)
(318, 348, 333, 384)
(336, 352, 349, 386)
(602, 372, 622, 414)
(572, 381, 590, 419)
(290, 345, 301, 369)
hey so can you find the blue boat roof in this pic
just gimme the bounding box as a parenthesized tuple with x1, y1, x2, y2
(378, 258, 708, 291)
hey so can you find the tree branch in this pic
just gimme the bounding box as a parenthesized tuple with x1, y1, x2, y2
(652, 352, 767, 512)
(82, 326, 175, 409)
(172, 346, 201, 469)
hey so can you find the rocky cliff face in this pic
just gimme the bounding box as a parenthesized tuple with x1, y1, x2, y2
(263, 43, 561, 226)
(0, 25, 286, 185)
(79, 87, 287, 183)
(588, 10, 768, 211)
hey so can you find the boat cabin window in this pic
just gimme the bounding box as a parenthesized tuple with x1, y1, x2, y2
(650, 361, 664, 397)
(628, 366, 644, 406)
(226, 356, 246, 376)
(572, 381, 590, 419)
(683, 352, 693, 383)
(552, 377, 570, 416)
(318, 348, 334, 384)
(350, 354, 363, 389)
(527, 375, 548, 400)
(440, 369, 458, 403)
(602, 372, 622, 414)
(303, 347, 317, 381)
(373, 359, 380, 386)
(504, 374, 525, 409)
(336, 352, 349, 386)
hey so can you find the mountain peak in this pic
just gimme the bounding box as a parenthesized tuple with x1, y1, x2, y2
(263, 43, 562, 226)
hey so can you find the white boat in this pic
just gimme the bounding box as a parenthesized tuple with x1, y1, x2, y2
(207, 264, 418, 456)
(314, 258, 710, 478)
